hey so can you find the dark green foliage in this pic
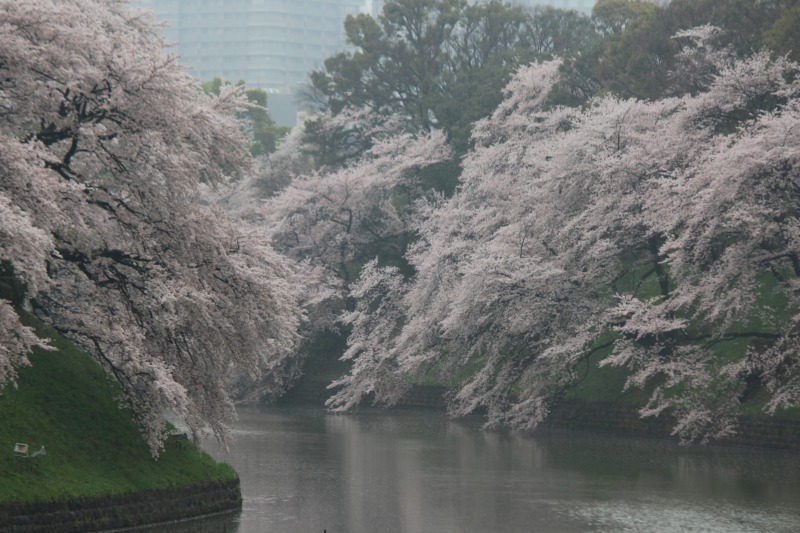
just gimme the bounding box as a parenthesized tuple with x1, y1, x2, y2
(300, 114, 378, 170)
(0, 262, 25, 306)
(202, 78, 289, 156)
(309, 0, 597, 155)
(763, 4, 800, 61)
(592, 0, 658, 35)
(553, 0, 800, 105)
(241, 86, 291, 156)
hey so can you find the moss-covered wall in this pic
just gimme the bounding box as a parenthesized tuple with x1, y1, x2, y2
(0, 478, 241, 533)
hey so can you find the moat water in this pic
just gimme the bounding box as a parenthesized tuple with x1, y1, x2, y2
(151, 406, 800, 532)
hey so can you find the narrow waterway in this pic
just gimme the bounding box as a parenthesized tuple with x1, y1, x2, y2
(156, 406, 800, 532)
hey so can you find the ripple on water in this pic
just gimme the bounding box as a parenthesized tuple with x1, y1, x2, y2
(567, 498, 799, 533)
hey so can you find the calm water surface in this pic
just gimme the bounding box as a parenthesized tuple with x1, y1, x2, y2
(156, 406, 800, 532)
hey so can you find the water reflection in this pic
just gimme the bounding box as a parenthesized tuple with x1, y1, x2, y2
(153, 406, 800, 532)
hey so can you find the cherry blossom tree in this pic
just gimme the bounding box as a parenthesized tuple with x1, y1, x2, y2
(330, 38, 800, 442)
(1, 142, 59, 384)
(328, 61, 591, 418)
(259, 109, 451, 289)
(217, 107, 451, 402)
(607, 48, 800, 441)
(236, 108, 413, 205)
(330, 60, 660, 424)
(0, 0, 302, 453)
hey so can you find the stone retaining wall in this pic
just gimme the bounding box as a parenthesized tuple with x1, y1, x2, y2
(278, 380, 800, 451)
(0, 478, 241, 533)
(278, 380, 451, 411)
(543, 398, 675, 437)
(543, 399, 800, 451)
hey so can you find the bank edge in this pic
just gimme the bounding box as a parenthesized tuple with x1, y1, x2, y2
(0, 310, 241, 533)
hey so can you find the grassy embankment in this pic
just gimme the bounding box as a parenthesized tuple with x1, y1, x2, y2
(563, 266, 800, 419)
(0, 309, 236, 505)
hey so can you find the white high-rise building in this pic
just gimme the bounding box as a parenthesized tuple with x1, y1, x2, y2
(518, 0, 595, 13)
(136, 0, 368, 125)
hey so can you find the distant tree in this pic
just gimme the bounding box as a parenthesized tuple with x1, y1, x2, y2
(763, 4, 800, 62)
(308, 0, 594, 153)
(592, 3, 674, 99)
(553, 0, 800, 104)
(202, 78, 290, 157)
(527, 5, 600, 56)
(550, 0, 674, 103)
(311, 0, 468, 125)
(592, 0, 657, 34)
(0, 0, 302, 453)
(435, 4, 598, 153)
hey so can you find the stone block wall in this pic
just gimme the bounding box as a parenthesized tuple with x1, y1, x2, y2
(0, 478, 241, 533)
(277, 381, 800, 451)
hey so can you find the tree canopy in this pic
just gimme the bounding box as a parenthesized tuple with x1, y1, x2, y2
(328, 40, 800, 441)
(308, 0, 596, 153)
(0, 0, 302, 452)
(217, 1, 800, 444)
(6, 0, 800, 450)
(552, 0, 800, 105)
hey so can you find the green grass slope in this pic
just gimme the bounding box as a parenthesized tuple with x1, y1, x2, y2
(0, 310, 235, 504)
